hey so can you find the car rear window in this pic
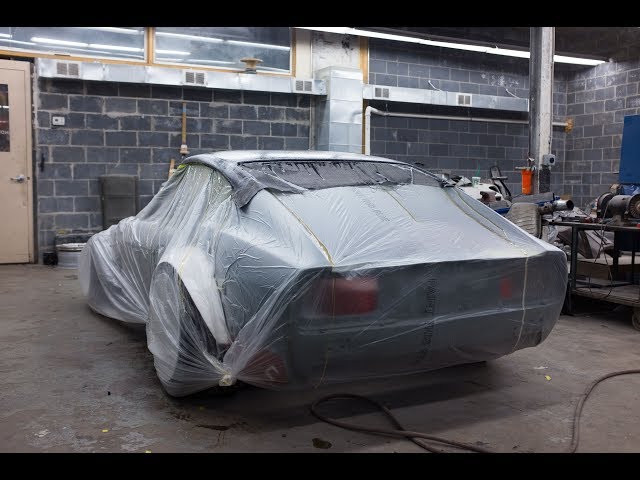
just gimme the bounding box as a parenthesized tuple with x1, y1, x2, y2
(240, 160, 443, 190)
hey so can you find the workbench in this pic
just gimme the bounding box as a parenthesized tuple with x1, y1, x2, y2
(550, 220, 640, 330)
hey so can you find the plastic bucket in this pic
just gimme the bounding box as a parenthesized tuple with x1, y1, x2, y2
(521, 169, 533, 195)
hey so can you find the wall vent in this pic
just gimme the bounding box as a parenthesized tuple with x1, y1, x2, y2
(55, 61, 81, 78)
(457, 93, 472, 106)
(374, 87, 390, 99)
(183, 70, 207, 86)
(293, 79, 313, 93)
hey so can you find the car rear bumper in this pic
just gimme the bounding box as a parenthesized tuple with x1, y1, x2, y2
(233, 251, 567, 389)
(282, 302, 560, 387)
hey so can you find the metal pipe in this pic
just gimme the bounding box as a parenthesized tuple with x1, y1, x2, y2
(180, 101, 189, 157)
(553, 199, 574, 211)
(364, 106, 568, 156)
(538, 199, 574, 215)
(181, 102, 187, 144)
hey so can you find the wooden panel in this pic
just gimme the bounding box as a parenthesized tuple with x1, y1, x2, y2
(0, 59, 32, 263)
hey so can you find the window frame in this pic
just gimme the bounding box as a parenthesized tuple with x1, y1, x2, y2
(151, 27, 295, 76)
(0, 27, 148, 65)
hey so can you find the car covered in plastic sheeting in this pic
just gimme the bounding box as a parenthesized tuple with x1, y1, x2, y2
(79, 150, 567, 397)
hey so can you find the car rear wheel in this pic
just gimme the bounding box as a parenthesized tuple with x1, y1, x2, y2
(147, 262, 237, 397)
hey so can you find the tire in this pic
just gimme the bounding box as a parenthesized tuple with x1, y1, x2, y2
(147, 263, 236, 397)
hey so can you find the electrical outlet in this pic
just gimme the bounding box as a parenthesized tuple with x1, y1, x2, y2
(52, 116, 65, 126)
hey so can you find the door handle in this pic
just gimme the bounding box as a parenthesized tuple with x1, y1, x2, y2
(10, 174, 26, 183)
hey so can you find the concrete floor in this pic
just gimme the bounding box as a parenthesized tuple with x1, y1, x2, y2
(1, 264, 640, 453)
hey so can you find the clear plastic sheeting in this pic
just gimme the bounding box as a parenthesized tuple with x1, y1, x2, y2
(80, 151, 568, 397)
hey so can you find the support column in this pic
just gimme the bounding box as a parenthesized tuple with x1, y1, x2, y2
(529, 27, 555, 194)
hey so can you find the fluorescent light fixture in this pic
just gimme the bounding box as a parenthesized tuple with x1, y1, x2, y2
(31, 37, 88, 47)
(156, 49, 191, 56)
(79, 27, 141, 35)
(553, 54, 604, 66)
(156, 31, 223, 43)
(297, 27, 605, 66)
(156, 58, 184, 62)
(89, 44, 143, 52)
(226, 39, 290, 51)
(0, 39, 35, 46)
(0, 33, 11, 38)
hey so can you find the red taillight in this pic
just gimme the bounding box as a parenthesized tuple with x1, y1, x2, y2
(500, 277, 513, 299)
(315, 276, 379, 316)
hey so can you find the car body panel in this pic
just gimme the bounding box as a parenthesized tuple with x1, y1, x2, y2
(79, 151, 567, 396)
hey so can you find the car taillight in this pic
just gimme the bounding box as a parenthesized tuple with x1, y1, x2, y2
(314, 276, 379, 316)
(500, 277, 513, 299)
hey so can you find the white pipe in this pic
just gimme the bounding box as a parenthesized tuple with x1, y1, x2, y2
(364, 106, 568, 156)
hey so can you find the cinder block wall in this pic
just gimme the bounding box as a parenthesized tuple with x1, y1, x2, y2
(564, 58, 640, 210)
(368, 39, 568, 196)
(35, 78, 311, 257)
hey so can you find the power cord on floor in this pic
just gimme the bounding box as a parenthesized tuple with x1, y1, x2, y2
(310, 369, 640, 453)
(311, 393, 491, 453)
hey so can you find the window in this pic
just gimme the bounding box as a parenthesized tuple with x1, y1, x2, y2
(0, 27, 146, 61)
(241, 161, 443, 190)
(154, 27, 292, 73)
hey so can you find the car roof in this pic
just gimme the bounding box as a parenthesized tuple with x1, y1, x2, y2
(181, 150, 438, 208)
(184, 150, 404, 165)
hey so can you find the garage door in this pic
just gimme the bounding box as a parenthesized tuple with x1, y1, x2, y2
(0, 59, 33, 263)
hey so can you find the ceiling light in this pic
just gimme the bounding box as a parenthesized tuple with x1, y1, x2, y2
(553, 54, 605, 66)
(79, 27, 142, 34)
(156, 31, 223, 43)
(88, 44, 143, 52)
(297, 27, 605, 66)
(226, 40, 290, 51)
(156, 49, 191, 56)
(0, 33, 11, 38)
(31, 37, 88, 47)
(0, 39, 35, 46)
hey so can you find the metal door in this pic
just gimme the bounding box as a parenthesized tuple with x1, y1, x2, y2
(0, 59, 33, 263)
